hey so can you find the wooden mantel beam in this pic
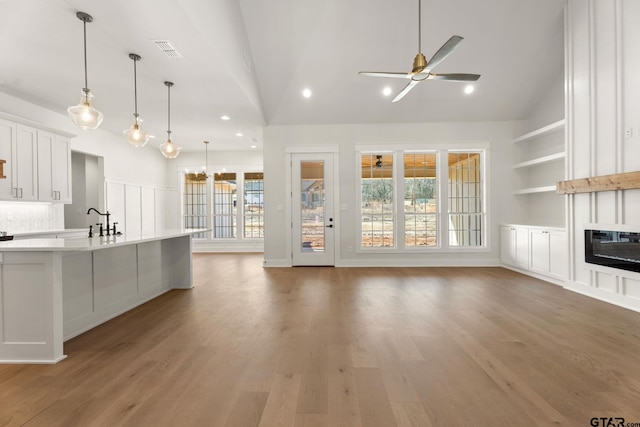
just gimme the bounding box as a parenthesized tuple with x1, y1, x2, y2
(557, 171, 640, 194)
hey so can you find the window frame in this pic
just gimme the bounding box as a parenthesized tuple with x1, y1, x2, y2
(356, 144, 489, 253)
(179, 167, 264, 242)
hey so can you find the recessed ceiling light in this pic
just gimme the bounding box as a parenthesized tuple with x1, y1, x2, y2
(220, 115, 230, 120)
(236, 132, 243, 137)
(383, 86, 392, 96)
(302, 88, 312, 98)
(464, 85, 475, 95)
(251, 145, 257, 149)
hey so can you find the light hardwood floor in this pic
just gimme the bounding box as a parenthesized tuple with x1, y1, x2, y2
(1, 253, 640, 426)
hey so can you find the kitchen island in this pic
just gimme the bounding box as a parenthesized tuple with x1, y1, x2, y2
(0, 229, 206, 364)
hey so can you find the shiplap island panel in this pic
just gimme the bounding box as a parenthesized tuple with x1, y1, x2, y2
(0, 229, 206, 363)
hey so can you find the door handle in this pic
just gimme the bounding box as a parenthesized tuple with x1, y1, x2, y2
(326, 224, 333, 228)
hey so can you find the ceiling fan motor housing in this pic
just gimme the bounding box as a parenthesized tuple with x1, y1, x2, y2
(412, 53, 427, 73)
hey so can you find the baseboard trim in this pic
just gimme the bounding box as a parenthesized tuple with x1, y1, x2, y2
(564, 280, 640, 313)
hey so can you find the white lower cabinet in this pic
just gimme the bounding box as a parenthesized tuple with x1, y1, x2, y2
(500, 225, 529, 269)
(501, 225, 566, 283)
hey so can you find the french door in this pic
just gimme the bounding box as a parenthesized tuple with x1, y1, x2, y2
(291, 153, 335, 266)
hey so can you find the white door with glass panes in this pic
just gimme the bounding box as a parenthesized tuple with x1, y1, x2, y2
(292, 153, 335, 266)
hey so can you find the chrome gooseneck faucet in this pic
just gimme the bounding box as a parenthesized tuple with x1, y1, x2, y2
(87, 207, 111, 236)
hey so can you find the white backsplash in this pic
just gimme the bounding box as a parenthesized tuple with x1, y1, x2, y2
(0, 202, 64, 233)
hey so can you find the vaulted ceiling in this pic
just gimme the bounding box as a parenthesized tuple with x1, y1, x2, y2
(0, 0, 564, 152)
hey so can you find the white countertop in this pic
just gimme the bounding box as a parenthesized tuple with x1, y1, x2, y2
(9, 229, 88, 238)
(0, 229, 208, 252)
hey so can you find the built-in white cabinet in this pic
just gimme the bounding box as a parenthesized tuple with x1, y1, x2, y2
(500, 225, 529, 269)
(37, 131, 72, 202)
(529, 228, 566, 280)
(501, 224, 566, 284)
(0, 117, 72, 203)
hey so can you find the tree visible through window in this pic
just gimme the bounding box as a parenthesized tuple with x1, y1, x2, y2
(404, 153, 437, 246)
(359, 149, 484, 250)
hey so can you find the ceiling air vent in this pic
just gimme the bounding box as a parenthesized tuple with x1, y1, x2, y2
(152, 40, 183, 58)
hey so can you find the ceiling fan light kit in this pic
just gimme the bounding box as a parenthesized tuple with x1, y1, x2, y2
(359, 0, 480, 102)
(67, 11, 104, 130)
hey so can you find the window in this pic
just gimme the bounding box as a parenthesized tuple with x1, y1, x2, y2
(404, 153, 437, 247)
(361, 154, 394, 247)
(243, 172, 264, 238)
(182, 169, 263, 241)
(358, 149, 484, 251)
(184, 173, 207, 238)
(213, 173, 236, 238)
(448, 152, 482, 246)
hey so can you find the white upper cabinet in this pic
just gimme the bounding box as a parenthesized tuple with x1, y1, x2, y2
(0, 117, 72, 203)
(38, 131, 71, 203)
(0, 118, 17, 199)
(14, 124, 39, 201)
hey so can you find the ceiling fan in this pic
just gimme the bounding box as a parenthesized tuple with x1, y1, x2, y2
(359, 0, 480, 102)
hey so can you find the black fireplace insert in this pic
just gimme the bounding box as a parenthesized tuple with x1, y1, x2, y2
(585, 229, 640, 273)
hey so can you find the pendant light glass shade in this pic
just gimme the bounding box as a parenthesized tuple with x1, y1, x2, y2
(159, 81, 181, 159)
(68, 89, 103, 130)
(67, 12, 103, 130)
(123, 54, 149, 147)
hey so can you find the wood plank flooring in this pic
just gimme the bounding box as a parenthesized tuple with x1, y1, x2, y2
(1, 253, 640, 426)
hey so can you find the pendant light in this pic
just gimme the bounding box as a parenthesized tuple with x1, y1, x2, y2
(186, 140, 210, 181)
(123, 53, 149, 147)
(159, 81, 182, 159)
(67, 11, 104, 130)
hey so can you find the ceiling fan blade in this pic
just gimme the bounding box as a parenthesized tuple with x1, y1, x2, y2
(392, 80, 419, 102)
(359, 71, 412, 79)
(426, 35, 464, 72)
(428, 73, 481, 81)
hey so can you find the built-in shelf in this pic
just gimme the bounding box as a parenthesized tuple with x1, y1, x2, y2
(512, 119, 565, 144)
(513, 185, 557, 195)
(513, 152, 565, 169)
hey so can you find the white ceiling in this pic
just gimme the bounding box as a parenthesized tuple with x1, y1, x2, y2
(0, 0, 564, 153)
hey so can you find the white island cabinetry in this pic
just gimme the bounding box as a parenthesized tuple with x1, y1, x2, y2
(0, 230, 204, 364)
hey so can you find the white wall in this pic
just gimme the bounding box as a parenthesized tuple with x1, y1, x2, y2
(263, 121, 522, 267)
(169, 150, 263, 173)
(523, 71, 565, 134)
(565, 0, 640, 312)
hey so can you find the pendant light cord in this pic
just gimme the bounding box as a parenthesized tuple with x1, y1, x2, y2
(133, 57, 138, 117)
(165, 82, 173, 139)
(83, 18, 88, 91)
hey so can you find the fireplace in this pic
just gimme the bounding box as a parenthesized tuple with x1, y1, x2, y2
(585, 229, 640, 273)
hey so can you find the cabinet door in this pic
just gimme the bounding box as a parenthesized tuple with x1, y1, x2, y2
(16, 125, 38, 201)
(37, 132, 72, 203)
(0, 118, 17, 200)
(515, 227, 529, 268)
(500, 226, 517, 265)
(37, 131, 55, 201)
(529, 230, 550, 274)
(548, 231, 567, 279)
(53, 136, 71, 202)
